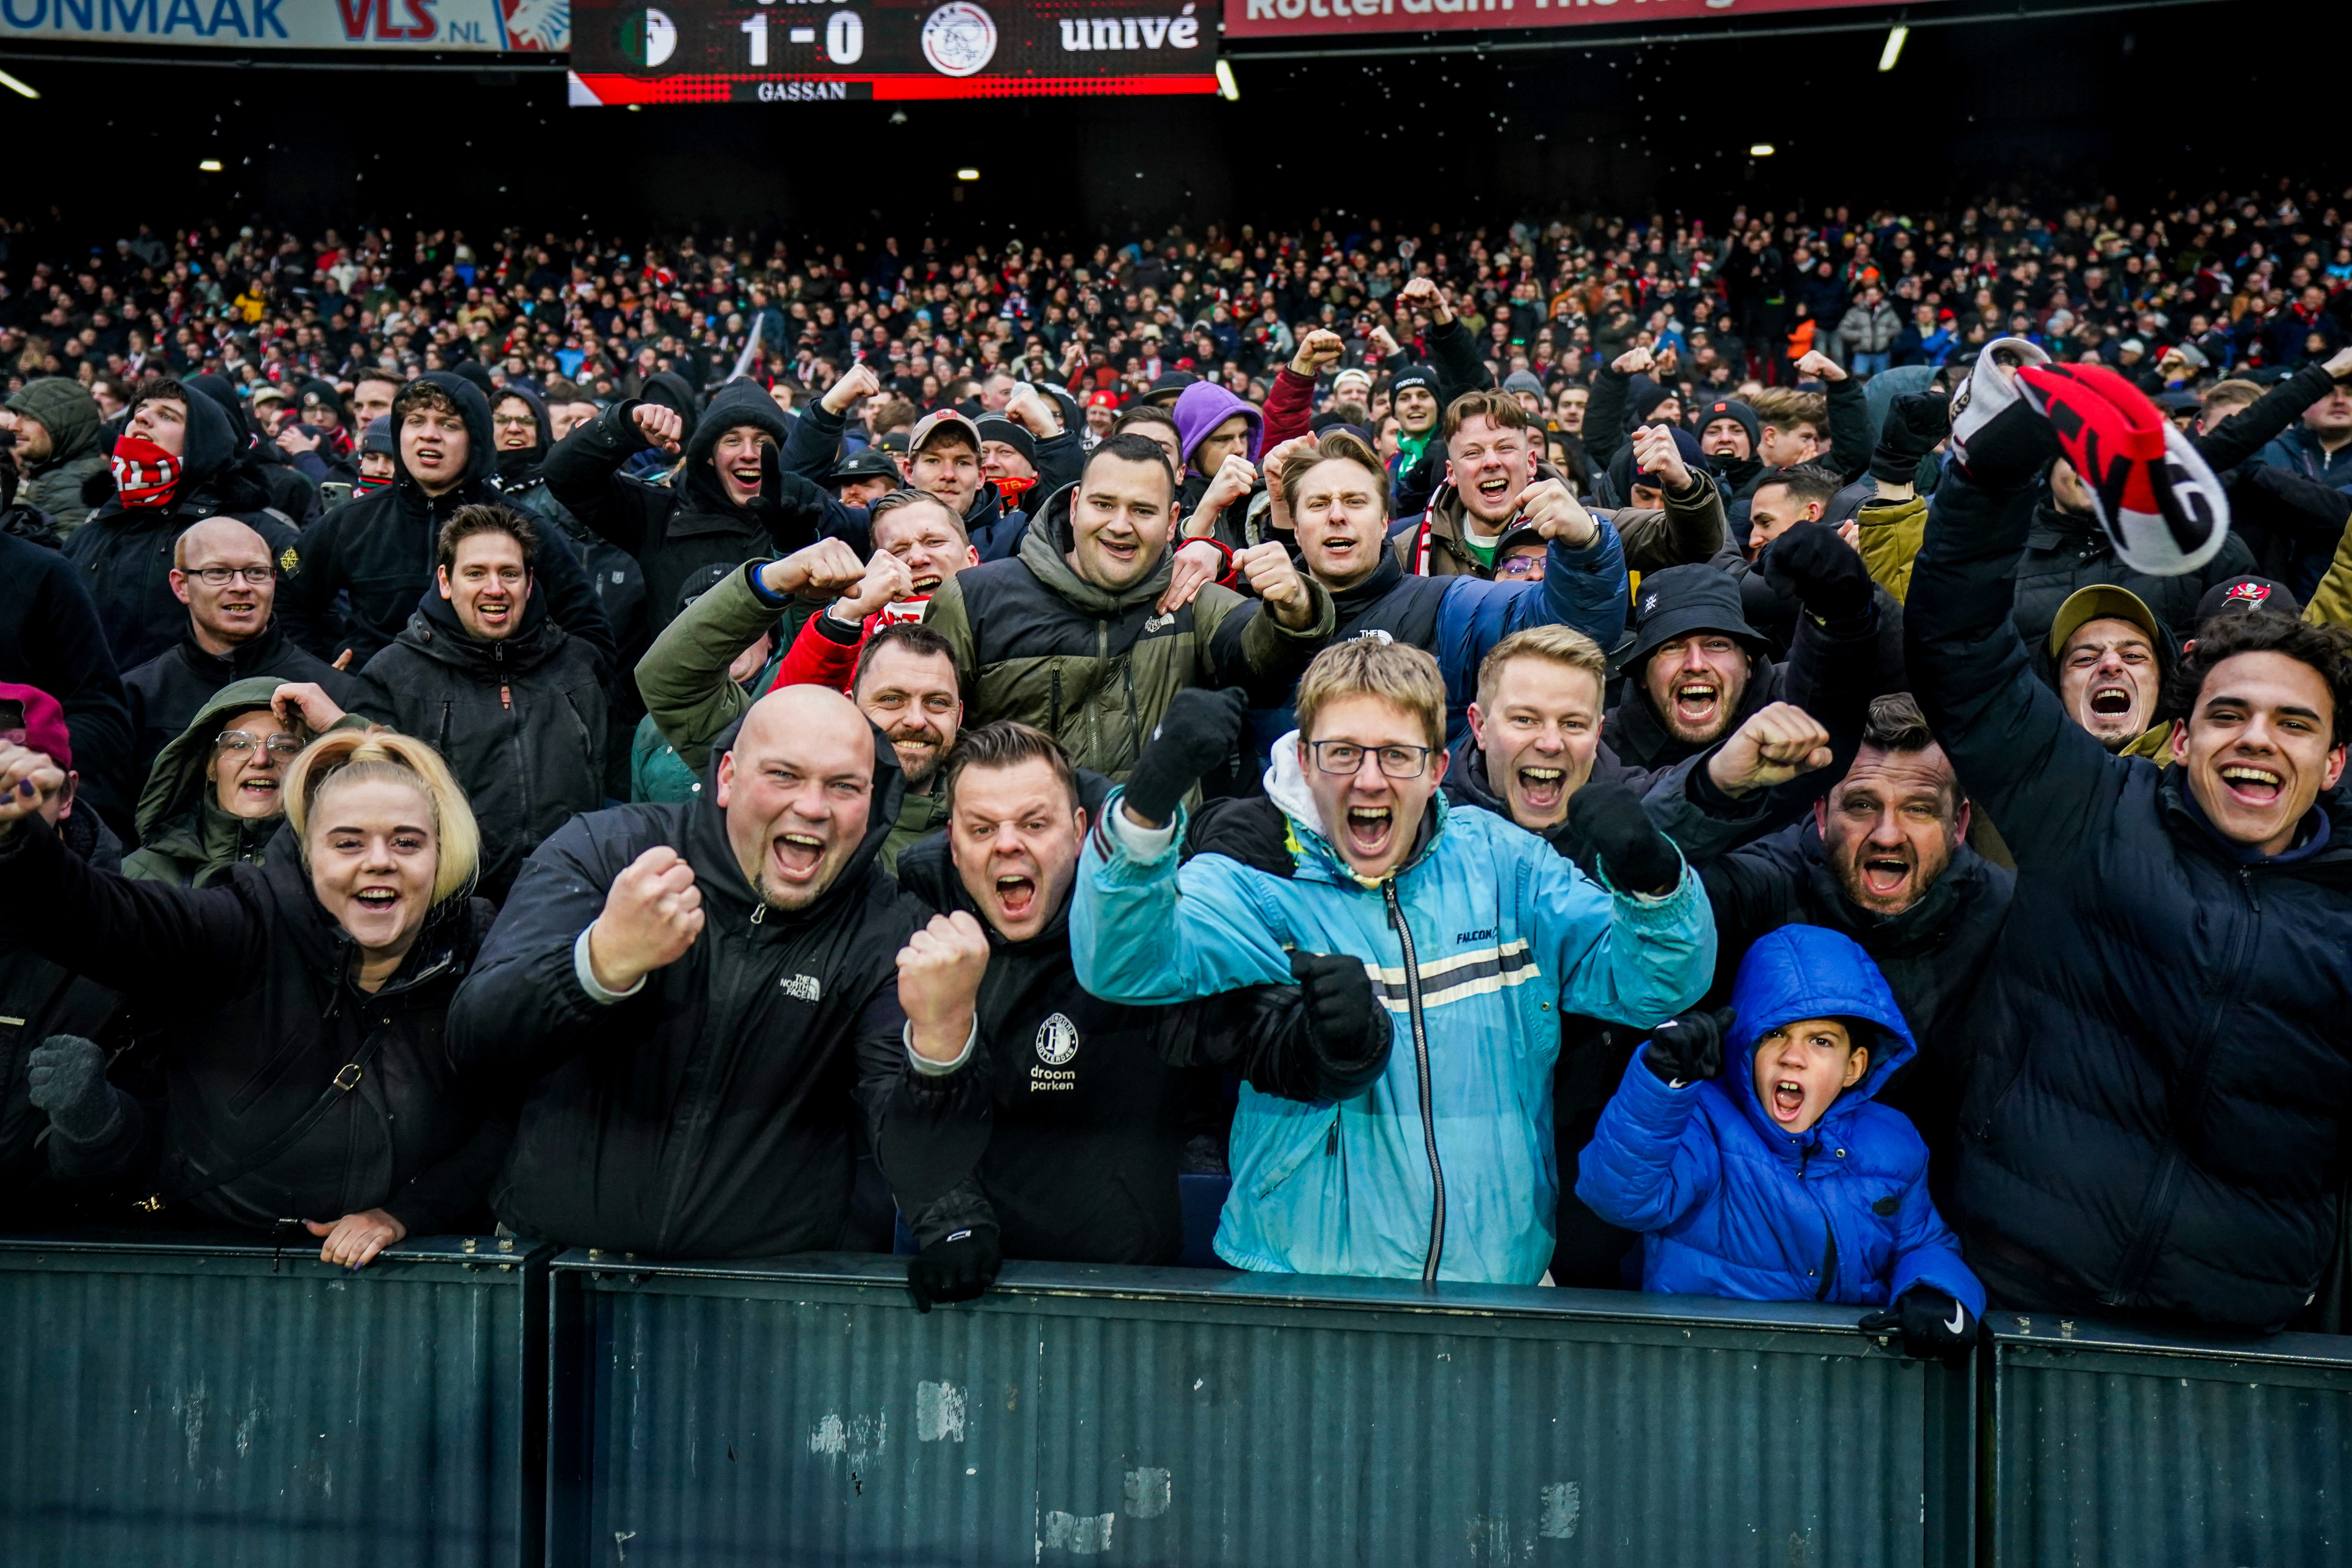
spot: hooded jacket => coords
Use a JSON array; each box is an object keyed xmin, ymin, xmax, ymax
[
  {"xmin": 285, "ymin": 372, "xmax": 617, "ymax": 671},
  {"xmin": 545, "ymin": 380, "xmax": 834, "ymax": 627},
  {"xmin": 1692, "ymin": 820, "xmax": 2015, "ymax": 1195},
  {"xmin": 1172, "ymin": 379, "xmax": 1265, "ymax": 470},
  {"xmin": 7, "ymin": 378, "xmax": 109, "ymax": 532},
  {"xmin": 924, "ymin": 482, "xmax": 1336, "ymax": 781},
  {"xmin": 1577, "ymin": 924, "xmax": 1983, "ymax": 1314},
  {"xmin": 186, "ymin": 373, "xmax": 320, "ymax": 529},
  {"xmin": 1074, "ymin": 738, "xmax": 1716, "ymax": 1284},
  {"xmin": 351, "ymin": 589, "xmax": 608, "ymax": 903},
  {"xmin": 447, "ymin": 725, "xmax": 988, "ymax": 1259},
  {"xmin": 1909, "ymin": 461, "xmax": 2352, "ymax": 1332},
  {"xmin": 887, "ymin": 786, "xmax": 1224, "ymax": 1265},
  {"xmin": 120, "ymin": 614, "xmax": 358, "ymax": 786},
  {"xmin": 121, "ymin": 676, "xmax": 295, "ymax": 888},
  {"xmin": 0, "ymin": 527, "xmax": 135, "ymax": 838},
  {"xmin": 62, "ymin": 387, "xmax": 307, "ymax": 674},
  {"xmin": 0, "ymin": 813, "xmax": 509, "ymax": 1237}
]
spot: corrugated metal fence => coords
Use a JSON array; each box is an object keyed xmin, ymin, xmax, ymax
[
  {"xmin": 0, "ymin": 1232, "xmax": 549, "ymax": 1568},
  {"xmin": 6, "ymin": 1235, "xmax": 2352, "ymax": 1566},
  {"xmin": 547, "ymin": 1252, "xmax": 1973, "ymax": 1567},
  {"xmin": 1984, "ymin": 1311, "xmax": 2352, "ymax": 1567}
]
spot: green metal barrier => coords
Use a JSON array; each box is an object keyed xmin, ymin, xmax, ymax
[
  {"xmin": 547, "ymin": 1250, "xmax": 1974, "ymax": 1567},
  {"xmin": 0, "ymin": 1231, "xmax": 549, "ymax": 1568},
  {"xmin": 1985, "ymin": 1310, "xmax": 2352, "ymax": 1567}
]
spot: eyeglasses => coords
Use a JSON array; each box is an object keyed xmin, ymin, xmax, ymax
[
  {"xmin": 216, "ymin": 731, "xmax": 303, "ymax": 756},
  {"xmin": 188, "ymin": 566, "xmax": 275, "ymax": 587},
  {"xmin": 1308, "ymin": 740, "xmax": 1434, "ymax": 780},
  {"xmin": 490, "ymin": 413, "xmax": 538, "ymax": 429},
  {"xmin": 1495, "ymin": 555, "xmax": 1547, "ymax": 581}
]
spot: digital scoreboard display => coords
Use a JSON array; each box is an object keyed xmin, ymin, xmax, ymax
[{"xmin": 570, "ymin": 0, "xmax": 1221, "ymax": 103}]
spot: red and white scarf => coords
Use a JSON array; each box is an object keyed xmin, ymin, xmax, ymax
[{"xmin": 111, "ymin": 434, "xmax": 181, "ymax": 509}]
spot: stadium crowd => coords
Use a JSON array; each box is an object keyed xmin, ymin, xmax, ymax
[{"xmin": 3, "ymin": 183, "xmax": 2352, "ymax": 1354}]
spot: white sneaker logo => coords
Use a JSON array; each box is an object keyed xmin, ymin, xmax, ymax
[{"xmin": 1943, "ymin": 1303, "xmax": 1967, "ymax": 1336}]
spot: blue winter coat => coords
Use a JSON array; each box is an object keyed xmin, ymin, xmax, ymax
[
  {"xmin": 1074, "ymin": 746, "xmax": 1715, "ymax": 1284},
  {"xmin": 1576, "ymin": 924, "xmax": 1983, "ymax": 1314}
]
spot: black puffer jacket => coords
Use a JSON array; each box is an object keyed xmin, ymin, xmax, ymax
[
  {"xmin": 284, "ymin": 372, "xmax": 617, "ymax": 669},
  {"xmin": 1910, "ymin": 461, "xmax": 2352, "ymax": 1332},
  {"xmin": 543, "ymin": 380, "xmax": 831, "ymax": 629},
  {"xmin": 352, "ymin": 590, "xmax": 608, "ymax": 905},
  {"xmin": 2008, "ymin": 494, "xmax": 2259, "ymax": 647},
  {"xmin": 886, "ymin": 780, "xmax": 1224, "ymax": 1265},
  {"xmin": 447, "ymin": 725, "xmax": 987, "ymax": 1259},
  {"xmin": 0, "ymin": 814, "xmax": 509, "ymax": 1237},
  {"xmin": 63, "ymin": 387, "xmax": 307, "ymax": 674}
]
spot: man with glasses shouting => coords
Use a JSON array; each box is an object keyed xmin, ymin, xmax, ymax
[
  {"xmin": 120, "ymin": 518, "xmax": 358, "ymax": 785},
  {"xmin": 1072, "ymin": 637, "xmax": 1714, "ymax": 1284}
]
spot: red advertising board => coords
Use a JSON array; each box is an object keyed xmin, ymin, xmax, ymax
[
  {"xmin": 571, "ymin": 0, "xmax": 1220, "ymax": 104},
  {"xmin": 1223, "ymin": 0, "xmax": 1930, "ymax": 41}
]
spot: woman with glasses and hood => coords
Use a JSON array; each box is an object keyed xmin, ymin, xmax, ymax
[
  {"xmin": 1577, "ymin": 924, "xmax": 1984, "ymax": 1361},
  {"xmin": 121, "ymin": 676, "xmax": 305, "ymax": 888},
  {"xmin": 0, "ymin": 724, "xmax": 513, "ymax": 1269},
  {"xmin": 285, "ymin": 371, "xmax": 616, "ymax": 672}
]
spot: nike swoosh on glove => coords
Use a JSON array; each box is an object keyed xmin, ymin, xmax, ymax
[
  {"xmin": 907, "ymin": 1228, "xmax": 1003, "ymax": 1314},
  {"xmin": 1859, "ymin": 1284, "xmax": 1977, "ymax": 1364}
]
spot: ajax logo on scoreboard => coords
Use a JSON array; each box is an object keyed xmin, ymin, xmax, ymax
[{"xmin": 920, "ymin": 1, "xmax": 996, "ymax": 75}]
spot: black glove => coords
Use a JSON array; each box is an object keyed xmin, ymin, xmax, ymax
[
  {"xmin": 1122, "ymin": 687, "xmax": 1247, "ymax": 826},
  {"xmin": 1566, "ymin": 782, "xmax": 1681, "ymax": 896},
  {"xmin": 907, "ymin": 1227, "xmax": 1003, "ymax": 1313},
  {"xmin": 1290, "ymin": 949, "xmax": 1392, "ymax": 1093},
  {"xmin": 1868, "ymin": 392, "xmax": 1951, "ymax": 484},
  {"xmin": 1642, "ymin": 1007, "xmax": 1733, "ymax": 1085},
  {"xmin": 1763, "ymin": 524, "xmax": 1874, "ymax": 623},
  {"xmin": 1859, "ymin": 1284, "xmax": 1977, "ymax": 1364},
  {"xmin": 26, "ymin": 1034, "xmax": 124, "ymax": 1145}
]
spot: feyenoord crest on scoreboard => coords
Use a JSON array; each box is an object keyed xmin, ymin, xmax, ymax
[{"xmin": 570, "ymin": 0, "xmax": 1221, "ymax": 104}]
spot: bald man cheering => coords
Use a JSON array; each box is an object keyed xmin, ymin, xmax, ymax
[
  {"xmin": 451, "ymin": 682, "xmax": 991, "ymax": 1259},
  {"xmin": 119, "ymin": 516, "xmax": 359, "ymax": 782}
]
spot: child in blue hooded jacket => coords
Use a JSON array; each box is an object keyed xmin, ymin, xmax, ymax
[{"xmin": 1577, "ymin": 923, "xmax": 1985, "ymax": 1360}]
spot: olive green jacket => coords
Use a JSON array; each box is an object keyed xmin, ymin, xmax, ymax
[{"xmin": 924, "ymin": 491, "xmax": 1335, "ymax": 780}]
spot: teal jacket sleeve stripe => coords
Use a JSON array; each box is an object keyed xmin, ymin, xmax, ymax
[{"xmin": 1073, "ymin": 792, "xmax": 1297, "ymax": 1005}]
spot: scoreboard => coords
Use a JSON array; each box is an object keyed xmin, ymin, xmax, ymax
[{"xmin": 570, "ymin": 0, "xmax": 1222, "ymax": 103}]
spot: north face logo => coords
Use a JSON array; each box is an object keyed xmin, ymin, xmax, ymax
[{"xmin": 780, "ymin": 974, "xmax": 823, "ymax": 1001}]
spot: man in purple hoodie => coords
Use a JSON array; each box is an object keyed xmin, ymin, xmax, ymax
[{"xmin": 1171, "ymin": 380, "xmax": 1266, "ymax": 551}]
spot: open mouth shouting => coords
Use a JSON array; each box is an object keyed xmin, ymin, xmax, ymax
[
  {"xmin": 1856, "ymin": 848, "xmax": 1913, "ymax": 901},
  {"xmin": 769, "ymin": 828, "xmax": 829, "ymax": 889},
  {"xmin": 991, "ymin": 869, "xmax": 1039, "ymax": 927},
  {"xmin": 1342, "ymin": 803, "xmax": 1395, "ymax": 861},
  {"xmin": 1672, "ymin": 678, "xmax": 1722, "ymax": 729},
  {"xmin": 2217, "ymin": 761, "xmax": 2284, "ymax": 807},
  {"xmin": 1515, "ymin": 764, "xmax": 1567, "ymax": 814},
  {"xmin": 726, "ymin": 457, "xmax": 764, "ymax": 495},
  {"xmin": 1768, "ymin": 1077, "xmax": 1809, "ymax": 1124},
  {"xmin": 1472, "ymin": 470, "xmax": 1514, "ymax": 510},
  {"xmin": 2088, "ymin": 682, "xmax": 2136, "ymax": 718},
  {"xmin": 238, "ymin": 774, "xmax": 281, "ymax": 805}
]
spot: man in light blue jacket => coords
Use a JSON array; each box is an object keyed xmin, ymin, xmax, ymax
[{"xmin": 1072, "ymin": 637, "xmax": 1716, "ymax": 1285}]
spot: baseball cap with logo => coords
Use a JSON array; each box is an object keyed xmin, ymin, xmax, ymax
[
  {"xmin": 907, "ymin": 409, "xmax": 983, "ymax": 459},
  {"xmin": 2193, "ymin": 575, "xmax": 2301, "ymax": 626}
]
